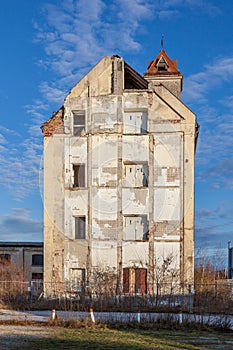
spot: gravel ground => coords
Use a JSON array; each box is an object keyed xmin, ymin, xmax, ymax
[
  {"xmin": 0, "ymin": 309, "xmax": 48, "ymax": 322},
  {"xmin": 0, "ymin": 325, "xmax": 51, "ymax": 349}
]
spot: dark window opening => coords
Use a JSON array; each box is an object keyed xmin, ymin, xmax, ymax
[
  {"xmin": 73, "ymin": 164, "xmax": 85, "ymax": 187},
  {"xmin": 32, "ymin": 254, "xmax": 43, "ymax": 266},
  {"xmin": 124, "ymin": 63, "xmax": 148, "ymax": 90},
  {"xmin": 158, "ymin": 64, "xmax": 167, "ymax": 71},
  {"xmin": 156, "ymin": 56, "xmax": 168, "ymax": 71},
  {"xmin": 75, "ymin": 216, "xmax": 86, "ymax": 239},
  {"xmin": 32, "ymin": 273, "xmax": 43, "ymax": 280}
]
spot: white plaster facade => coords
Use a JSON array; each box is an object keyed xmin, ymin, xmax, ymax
[{"xmin": 42, "ymin": 50, "xmax": 198, "ymax": 295}]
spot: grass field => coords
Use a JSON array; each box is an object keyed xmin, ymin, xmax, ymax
[{"xmin": 8, "ymin": 326, "xmax": 233, "ymax": 349}]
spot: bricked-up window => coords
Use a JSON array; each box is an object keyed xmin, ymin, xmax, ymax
[
  {"xmin": 32, "ymin": 254, "xmax": 43, "ymax": 266},
  {"xmin": 124, "ymin": 163, "xmax": 148, "ymax": 187},
  {"xmin": 73, "ymin": 111, "xmax": 85, "ymax": 136},
  {"xmin": 75, "ymin": 216, "xmax": 86, "ymax": 239},
  {"xmin": 123, "ymin": 215, "xmax": 149, "ymax": 241},
  {"xmin": 73, "ymin": 164, "xmax": 85, "ymax": 187}
]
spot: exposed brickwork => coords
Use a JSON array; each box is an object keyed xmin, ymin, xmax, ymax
[
  {"xmin": 41, "ymin": 107, "xmax": 64, "ymax": 137},
  {"xmin": 167, "ymin": 167, "xmax": 180, "ymax": 182}
]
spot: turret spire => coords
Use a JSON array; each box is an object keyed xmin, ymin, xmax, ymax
[{"xmin": 161, "ymin": 34, "xmax": 164, "ymax": 51}]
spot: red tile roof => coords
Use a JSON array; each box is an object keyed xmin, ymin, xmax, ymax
[{"xmin": 144, "ymin": 49, "xmax": 181, "ymax": 76}]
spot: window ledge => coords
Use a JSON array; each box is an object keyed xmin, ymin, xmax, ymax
[{"xmin": 71, "ymin": 186, "xmax": 87, "ymax": 190}]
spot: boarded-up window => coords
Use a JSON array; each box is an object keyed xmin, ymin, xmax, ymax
[
  {"xmin": 32, "ymin": 254, "xmax": 43, "ymax": 266},
  {"xmin": 73, "ymin": 112, "xmax": 85, "ymax": 136},
  {"xmin": 124, "ymin": 163, "xmax": 148, "ymax": 187},
  {"xmin": 123, "ymin": 215, "xmax": 149, "ymax": 241},
  {"xmin": 123, "ymin": 268, "xmax": 130, "ymax": 293},
  {"xmin": 135, "ymin": 268, "xmax": 147, "ymax": 294},
  {"xmin": 73, "ymin": 164, "xmax": 85, "ymax": 187},
  {"xmin": 75, "ymin": 216, "xmax": 86, "ymax": 239},
  {"xmin": 123, "ymin": 111, "xmax": 147, "ymax": 134},
  {"xmin": 123, "ymin": 267, "xmax": 147, "ymax": 294}
]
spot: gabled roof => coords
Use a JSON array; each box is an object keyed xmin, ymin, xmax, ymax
[{"xmin": 144, "ymin": 49, "xmax": 181, "ymax": 76}]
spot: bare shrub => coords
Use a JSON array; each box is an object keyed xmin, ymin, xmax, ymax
[
  {"xmin": 194, "ymin": 246, "xmax": 233, "ymax": 313},
  {"xmin": 0, "ymin": 259, "xmax": 28, "ymax": 309}
]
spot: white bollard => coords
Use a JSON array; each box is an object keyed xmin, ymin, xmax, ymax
[
  {"xmin": 90, "ymin": 308, "xmax": 95, "ymax": 323},
  {"xmin": 51, "ymin": 309, "xmax": 56, "ymax": 320},
  {"xmin": 178, "ymin": 310, "xmax": 183, "ymax": 324},
  {"xmin": 137, "ymin": 310, "xmax": 141, "ymax": 323}
]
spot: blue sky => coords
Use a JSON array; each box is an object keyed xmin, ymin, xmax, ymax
[{"xmin": 0, "ymin": 0, "xmax": 232, "ymax": 263}]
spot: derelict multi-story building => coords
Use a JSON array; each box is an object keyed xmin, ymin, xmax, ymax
[{"xmin": 42, "ymin": 49, "xmax": 199, "ymax": 295}]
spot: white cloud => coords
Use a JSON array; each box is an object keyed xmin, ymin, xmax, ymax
[
  {"xmin": 34, "ymin": 0, "xmax": 222, "ymax": 106},
  {"xmin": 0, "ymin": 208, "xmax": 43, "ymax": 241},
  {"xmin": 195, "ymin": 203, "xmax": 233, "ymax": 255},
  {"xmin": 163, "ymin": 0, "xmax": 221, "ymax": 16},
  {"xmin": 182, "ymin": 54, "xmax": 233, "ymax": 190},
  {"xmin": 0, "ymin": 134, "xmax": 7, "ymax": 145},
  {"xmin": 0, "ymin": 126, "xmax": 19, "ymax": 136},
  {"xmin": 0, "ymin": 100, "xmax": 48, "ymax": 200},
  {"xmin": 117, "ymin": 0, "xmax": 154, "ymax": 22},
  {"xmin": 34, "ymin": 0, "xmax": 157, "ymax": 103},
  {"xmin": 39, "ymin": 82, "xmax": 66, "ymax": 105},
  {"xmin": 158, "ymin": 10, "xmax": 180, "ymax": 20},
  {"xmin": 183, "ymin": 56, "xmax": 233, "ymax": 104},
  {"xmin": 220, "ymin": 95, "xmax": 233, "ymax": 109}
]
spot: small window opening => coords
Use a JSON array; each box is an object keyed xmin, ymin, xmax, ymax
[
  {"xmin": 156, "ymin": 56, "xmax": 168, "ymax": 71},
  {"xmin": 32, "ymin": 273, "xmax": 43, "ymax": 280},
  {"xmin": 32, "ymin": 254, "xmax": 43, "ymax": 266},
  {"xmin": 75, "ymin": 216, "xmax": 86, "ymax": 239},
  {"xmin": 73, "ymin": 164, "xmax": 85, "ymax": 188},
  {"xmin": 73, "ymin": 112, "xmax": 85, "ymax": 136}
]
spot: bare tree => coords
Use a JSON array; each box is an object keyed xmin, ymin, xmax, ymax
[{"xmin": 91, "ymin": 266, "xmax": 117, "ymax": 297}]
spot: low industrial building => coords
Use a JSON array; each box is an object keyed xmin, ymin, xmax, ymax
[{"xmin": 0, "ymin": 242, "xmax": 43, "ymax": 284}]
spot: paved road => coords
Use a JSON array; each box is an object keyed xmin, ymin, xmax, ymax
[{"xmin": 0, "ymin": 309, "xmax": 232, "ymax": 329}]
